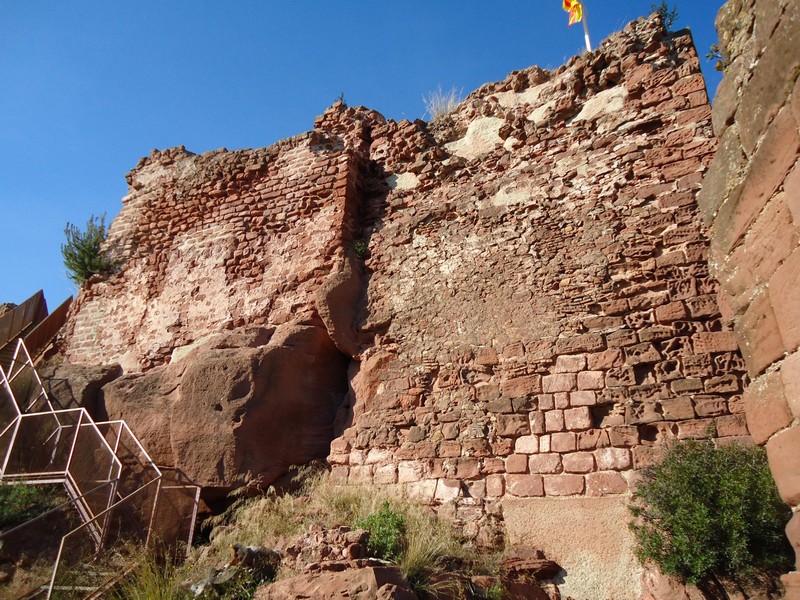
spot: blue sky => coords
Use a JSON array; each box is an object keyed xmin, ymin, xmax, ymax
[{"xmin": 0, "ymin": 1, "xmax": 725, "ymax": 307}]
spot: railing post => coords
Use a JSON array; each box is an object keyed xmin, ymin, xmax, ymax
[
  {"xmin": 64, "ymin": 410, "xmax": 82, "ymax": 480},
  {"xmin": 145, "ymin": 477, "xmax": 163, "ymax": 551},
  {"xmin": 0, "ymin": 417, "xmax": 21, "ymax": 478}
]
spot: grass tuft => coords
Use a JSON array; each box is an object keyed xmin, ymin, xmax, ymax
[{"xmin": 423, "ymin": 85, "xmax": 463, "ymax": 121}]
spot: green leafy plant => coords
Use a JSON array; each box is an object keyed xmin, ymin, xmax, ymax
[
  {"xmin": 354, "ymin": 240, "xmax": 368, "ymax": 260},
  {"xmin": 651, "ymin": 1, "xmax": 678, "ymax": 30},
  {"xmin": 0, "ymin": 483, "xmax": 61, "ymax": 528},
  {"xmin": 357, "ymin": 501, "xmax": 407, "ymax": 563},
  {"xmin": 61, "ymin": 213, "xmax": 118, "ymax": 285},
  {"xmin": 629, "ymin": 440, "xmax": 792, "ymax": 592},
  {"xmin": 706, "ymin": 44, "xmax": 727, "ymax": 72}
]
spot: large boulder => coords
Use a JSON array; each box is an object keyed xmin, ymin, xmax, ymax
[{"xmin": 100, "ymin": 322, "xmax": 348, "ymax": 494}]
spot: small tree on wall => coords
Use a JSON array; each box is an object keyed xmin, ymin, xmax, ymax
[{"xmin": 61, "ymin": 213, "xmax": 118, "ymax": 285}]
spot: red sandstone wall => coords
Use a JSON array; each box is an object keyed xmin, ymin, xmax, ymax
[
  {"xmin": 697, "ymin": 0, "xmax": 800, "ymax": 594},
  {"xmin": 62, "ymin": 134, "xmax": 365, "ymax": 371},
  {"xmin": 326, "ymin": 17, "xmax": 751, "ymax": 542},
  {"xmin": 59, "ymin": 15, "xmax": 755, "ymax": 554}
]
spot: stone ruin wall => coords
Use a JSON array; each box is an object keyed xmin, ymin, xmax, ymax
[
  {"xmin": 329, "ymin": 17, "xmax": 750, "ymax": 521},
  {"xmin": 58, "ymin": 15, "xmax": 759, "ymax": 597},
  {"xmin": 62, "ymin": 130, "xmax": 367, "ymax": 372},
  {"xmin": 697, "ymin": 0, "xmax": 800, "ymax": 594}
]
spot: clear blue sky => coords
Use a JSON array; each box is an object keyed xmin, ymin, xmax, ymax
[{"xmin": 0, "ymin": 1, "xmax": 725, "ymax": 307}]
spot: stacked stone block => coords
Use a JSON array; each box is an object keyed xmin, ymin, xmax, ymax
[{"xmin": 324, "ymin": 16, "xmax": 751, "ymax": 544}]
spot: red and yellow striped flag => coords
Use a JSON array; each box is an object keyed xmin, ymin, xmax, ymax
[{"xmin": 563, "ymin": 0, "xmax": 584, "ymax": 26}]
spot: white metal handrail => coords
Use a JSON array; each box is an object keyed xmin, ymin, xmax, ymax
[{"xmin": 0, "ymin": 339, "xmax": 200, "ymax": 599}]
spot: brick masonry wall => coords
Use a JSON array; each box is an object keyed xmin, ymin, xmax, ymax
[
  {"xmin": 697, "ymin": 0, "xmax": 800, "ymax": 593},
  {"xmin": 61, "ymin": 132, "xmax": 366, "ymax": 371},
  {"xmin": 326, "ymin": 16, "xmax": 751, "ymax": 542}
]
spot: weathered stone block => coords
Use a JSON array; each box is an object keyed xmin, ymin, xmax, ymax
[
  {"xmin": 691, "ymin": 331, "xmax": 740, "ymax": 354},
  {"xmin": 766, "ymin": 425, "xmax": 800, "ymax": 506},
  {"xmin": 544, "ymin": 410, "xmax": 565, "ymax": 432},
  {"xmin": 506, "ymin": 474, "xmax": 545, "ymax": 497},
  {"xmin": 741, "ymin": 194, "xmax": 799, "ymax": 283},
  {"xmin": 770, "ymin": 246, "xmax": 800, "ymax": 354},
  {"xmin": 737, "ymin": 288, "xmax": 785, "ymax": 376},
  {"xmin": 514, "ymin": 435, "xmax": 539, "ymax": 454},
  {"xmin": 605, "ymin": 426, "xmax": 637, "ymax": 448},
  {"xmin": 486, "ymin": 474, "xmax": 505, "ymax": 497},
  {"xmin": 576, "ymin": 370, "xmax": 604, "ymax": 390},
  {"xmin": 564, "ymin": 406, "xmax": 592, "ymax": 430},
  {"xmin": 716, "ymin": 414, "xmax": 750, "ymax": 438},
  {"xmin": 744, "ymin": 372, "xmax": 793, "ymax": 444},
  {"xmin": 555, "ymin": 333, "xmax": 606, "ymax": 354},
  {"xmin": 586, "ymin": 472, "xmax": 628, "ymax": 496},
  {"xmin": 551, "ymin": 432, "xmax": 578, "ymax": 453},
  {"xmin": 738, "ymin": 1, "xmax": 800, "ymax": 154},
  {"xmin": 632, "ymin": 445, "xmax": 666, "ymax": 469},
  {"xmin": 594, "ymin": 447, "xmax": 631, "ymax": 471},
  {"xmin": 543, "ymin": 474, "xmax": 585, "ymax": 496},
  {"xmin": 660, "ymin": 396, "xmax": 695, "ymax": 421},
  {"xmin": 694, "ymin": 397, "xmax": 729, "ymax": 418},
  {"xmin": 555, "ymin": 354, "xmax": 587, "ymax": 373},
  {"xmin": 715, "ymin": 107, "xmax": 800, "ymax": 252},
  {"xmin": 501, "ymin": 375, "xmax": 542, "ymax": 398},
  {"xmin": 781, "ymin": 351, "xmax": 800, "ymax": 419},
  {"xmin": 578, "ymin": 429, "xmax": 610, "ymax": 450},
  {"xmin": 528, "ymin": 454, "xmax": 563, "ymax": 474},
  {"xmin": 542, "ymin": 373, "xmax": 577, "ymax": 393},
  {"xmin": 570, "ymin": 390, "xmax": 598, "ymax": 406},
  {"xmin": 503, "ymin": 453, "xmax": 529, "ymax": 477},
  {"xmin": 563, "ymin": 452, "xmax": 595, "ymax": 473},
  {"xmin": 497, "ymin": 414, "xmax": 531, "ymax": 437}
]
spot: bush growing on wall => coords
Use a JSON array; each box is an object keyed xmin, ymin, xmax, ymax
[
  {"xmin": 629, "ymin": 440, "xmax": 793, "ymax": 590},
  {"xmin": 61, "ymin": 213, "xmax": 117, "ymax": 285}
]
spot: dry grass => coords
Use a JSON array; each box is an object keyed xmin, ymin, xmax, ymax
[
  {"xmin": 423, "ymin": 85, "xmax": 463, "ymax": 121},
  {"xmin": 198, "ymin": 469, "xmax": 471, "ymax": 595},
  {"xmin": 117, "ymin": 469, "xmax": 493, "ymax": 599}
]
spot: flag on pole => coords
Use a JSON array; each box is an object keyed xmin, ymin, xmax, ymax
[{"xmin": 563, "ymin": 0, "xmax": 583, "ymax": 26}]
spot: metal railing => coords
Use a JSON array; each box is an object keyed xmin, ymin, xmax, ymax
[
  {"xmin": 0, "ymin": 340, "xmax": 200, "ymax": 598},
  {"xmin": 0, "ymin": 291, "xmax": 48, "ymax": 352}
]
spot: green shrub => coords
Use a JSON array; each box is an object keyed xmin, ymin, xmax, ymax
[
  {"xmin": 629, "ymin": 440, "xmax": 792, "ymax": 587},
  {"xmin": 0, "ymin": 483, "xmax": 61, "ymax": 528},
  {"xmin": 356, "ymin": 501, "xmax": 407, "ymax": 563},
  {"xmin": 651, "ymin": 1, "xmax": 678, "ymax": 30},
  {"xmin": 354, "ymin": 240, "xmax": 368, "ymax": 260},
  {"xmin": 61, "ymin": 213, "xmax": 118, "ymax": 285}
]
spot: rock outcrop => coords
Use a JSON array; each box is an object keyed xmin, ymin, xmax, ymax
[{"xmin": 98, "ymin": 325, "xmax": 347, "ymax": 493}]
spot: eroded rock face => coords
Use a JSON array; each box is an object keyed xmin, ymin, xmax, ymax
[
  {"xmin": 101, "ymin": 324, "xmax": 348, "ymax": 492},
  {"xmin": 39, "ymin": 362, "xmax": 122, "ymax": 414}
]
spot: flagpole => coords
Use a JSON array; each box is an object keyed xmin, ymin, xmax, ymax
[{"xmin": 582, "ymin": 2, "xmax": 592, "ymax": 52}]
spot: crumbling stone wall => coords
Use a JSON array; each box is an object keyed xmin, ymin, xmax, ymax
[
  {"xmin": 329, "ymin": 16, "xmax": 749, "ymax": 539},
  {"xmin": 697, "ymin": 0, "xmax": 800, "ymax": 595},
  {"xmin": 62, "ymin": 132, "xmax": 369, "ymax": 372},
  {"xmin": 59, "ymin": 15, "xmax": 755, "ymax": 595}
]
